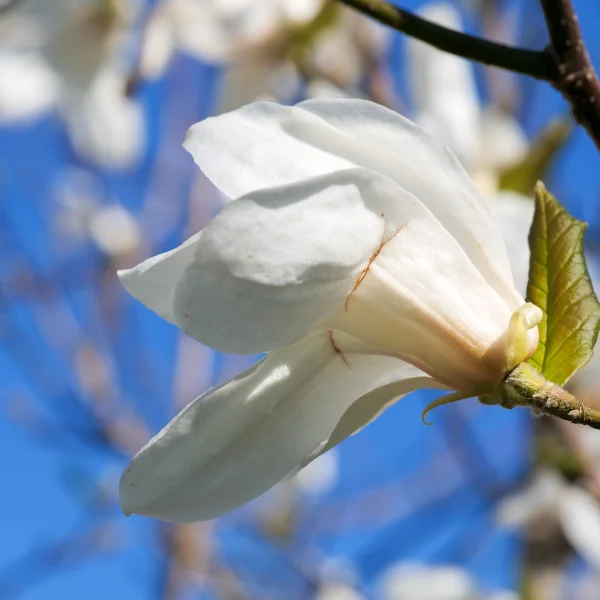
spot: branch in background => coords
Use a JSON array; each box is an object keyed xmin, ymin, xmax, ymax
[
  {"xmin": 337, "ymin": 0, "xmax": 600, "ymax": 153},
  {"xmin": 337, "ymin": 0, "xmax": 552, "ymax": 79},
  {"xmin": 539, "ymin": 0, "xmax": 600, "ymax": 149}
]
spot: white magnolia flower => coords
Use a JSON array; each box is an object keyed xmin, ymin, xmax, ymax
[{"xmin": 118, "ymin": 98, "xmax": 540, "ymax": 523}]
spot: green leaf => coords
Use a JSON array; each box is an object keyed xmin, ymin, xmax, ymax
[{"xmin": 526, "ymin": 181, "xmax": 600, "ymax": 385}]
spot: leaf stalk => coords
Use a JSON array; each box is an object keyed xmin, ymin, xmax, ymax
[{"xmin": 503, "ymin": 362, "xmax": 600, "ymax": 430}]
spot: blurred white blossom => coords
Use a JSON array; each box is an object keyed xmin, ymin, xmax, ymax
[
  {"xmin": 294, "ymin": 447, "xmax": 340, "ymax": 496},
  {"xmin": 89, "ymin": 204, "xmax": 142, "ymax": 258},
  {"xmin": 407, "ymin": 2, "xmax": 528, "ymax": 196},
  {"xmin": 316, "ymin": 581, "xmax": 366, "ymax": 600},
  {"xmin": 496, "ymin": 469, "xmax": 564, "ymax": 528},
  {"xmin": 55, "ymin": 167, "xmax": 142, "ymax": 258},
  {"xmin": 380, "ymin": 563, "xmax": 518, "ymax": 600},
  {"xmin": 558, "ymin": 485, "xmax": 600, "ymax": 571},
  {"xmin": 497, "ymin": 468, "xmax": 600, "ymax": 573},
  {"xmin": 379, "ymin": 563, "xmax": 479, "ymax": 600},
  {"xmin": 139, "ymin": 0, "xmax": 390, "ymax": 110},
  {"xmin": 0, "ymin": 0, "xmax": 145, "ymax": 169}
]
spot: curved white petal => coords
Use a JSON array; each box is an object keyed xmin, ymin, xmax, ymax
[
  {"xmin": 322, "ymin": 172, "xmax": 525, "ymax": 389},
  {"xmin": 120, "ymin": 330, "xmax": 433, "ymax": 523},
  {"xmin": 118, "ymin": 232, "xmax": 202, "ymax": 324},
  {"xmin": 172, "ymin": 169, "xmax": 384, "ymax": 354},
  {"xmin": 407, "ymin": 2, "xmax": 481, "ymax": 168},
  {"xmin": 184, "ymin": 98, "xmax": 518, "ymax": 308}
]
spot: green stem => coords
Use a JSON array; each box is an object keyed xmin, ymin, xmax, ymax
[
  {"xmin": 336, "ymin": 0, "xmax": 552, "ymax": 80},
  {"xmin": 503, "ymin": 363, "xmax": 600, "ymax": 430}
]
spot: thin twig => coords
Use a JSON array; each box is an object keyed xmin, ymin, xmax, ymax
[
  {"xmin": 504, "ymin": 363, "xmax": 600, "ymax": 431},
  {"xmin": 337, "ymin": 0, "xmax": 552, "ymax": 79},
  {"xmin": 337, "ymin": 0, "xmax": 600, "ymax": 152},
  {"xmin": 539, "ymin": 0, "xmax": 600, "ymax": 149}
]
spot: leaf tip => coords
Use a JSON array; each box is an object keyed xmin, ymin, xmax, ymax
[{"xmin": 534, "ymin": 180, "xmax": 547, "ymax": 197}]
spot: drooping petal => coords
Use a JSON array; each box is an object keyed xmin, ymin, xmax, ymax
[
  {"xmin": 172, "ymin": 169, "xmax": 385, "ymax": 354},
  {"xmin": 119, "ymin": 330, "xmax": 434, "ymax": 523},
  {"xmin": 183, "ymin": 98, "xmax": 519, "ymax": 308},
  {"xmin": 118, "ymin": 232, "xmax": 202, "ymax": 324}
]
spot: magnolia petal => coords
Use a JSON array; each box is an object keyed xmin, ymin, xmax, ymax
[
  {"xmin": 322, "ymin": 374, "xmax": 447, "ymax": 455},
  {"xmin": 298, "ymin": 99, "xmax": 518, "ymax": 309},
  {"xmin": 118, "ymin": 232, "xmax": 202, "ymax": 324},
  {"xmin": 119, "ymin": 330, "xmax": 432, "ymax": 523},
  {"xmin": 322, "ymin": 171, "xmax": 519, "ymax": 389},
  {"xmin": 184, "ymin": 98, "xmax": 518, "ymax": 308},
  {"xmin": 172, "ymin": 169, "xmax": 384, "ymax": 354}
]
